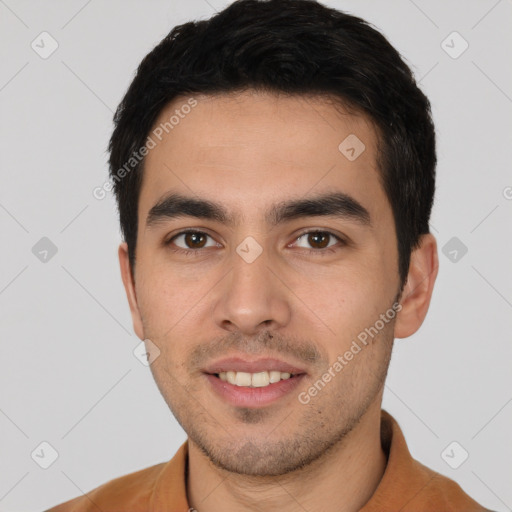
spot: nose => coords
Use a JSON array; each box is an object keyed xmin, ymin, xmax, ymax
[{"xmin": 211, "ymin": 247, "xmax": 292, "ymax": 336}]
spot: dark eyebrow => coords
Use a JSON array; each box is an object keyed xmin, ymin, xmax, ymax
[
  {"xmin": 145, "ymin": 192, "xmax": 371, "ymax": 229},
  {"xmin": 268, "ymin": 192, "xmax": 371, "ymax": 227},
  {"xmin": 146, "ymin": 193, "xmax": 233, "ymax": 229}
]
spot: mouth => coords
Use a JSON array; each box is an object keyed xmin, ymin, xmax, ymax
[{"xmin": 202, "ymin": 356, "xmax": 307, "ymax": 408}]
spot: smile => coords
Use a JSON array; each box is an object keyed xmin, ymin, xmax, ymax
[{"xmin": 205, "ymin": 372, "xmax": 306, "ymax": 408}]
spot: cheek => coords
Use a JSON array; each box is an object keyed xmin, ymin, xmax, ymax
[
  {"xmin": 137, "ymin": 264, "xmax": 196, "ymax": 323},
  {"xmin": 300, "ymin": 270, "xmax": 394, "ymax": 356},
  {"xmin": 135, "ymin": 267, "xmax": 210, "ymax": 368},
  {"xmin": 304, "ymin": 266, "xmax": 378, "ymax": 316}
]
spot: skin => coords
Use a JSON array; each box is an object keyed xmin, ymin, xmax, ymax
[{"xmin": 119, "ymin": 90, "xmax": 439, "ymax": 512}]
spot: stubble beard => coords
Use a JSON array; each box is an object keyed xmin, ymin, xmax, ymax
[{"xmin": 179, "ymin": 333, "xmax": 394, "ymax": 477}]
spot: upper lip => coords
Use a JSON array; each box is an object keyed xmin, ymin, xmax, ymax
[{"xmin": 203, "ymin": 356, "xmax": 307, "ymax": 375}]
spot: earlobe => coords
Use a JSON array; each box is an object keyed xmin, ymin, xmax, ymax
[
  {"xmin": 394, "ymin": 233, "xmax": 439, "ymax": 339},
  {"xmin": 118, "ymin": 242, "xmax": 145, "ymax": 340}
]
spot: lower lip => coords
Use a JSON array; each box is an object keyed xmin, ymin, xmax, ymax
[{"xmin": 204, "ymin": 373, "xmax": 306, "ymax": 408}]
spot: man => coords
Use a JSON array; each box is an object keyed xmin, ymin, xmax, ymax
[{"xmin": 47, "ymin": 0, "xmax": 493, "ymax": 510}]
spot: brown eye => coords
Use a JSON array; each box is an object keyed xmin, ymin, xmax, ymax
[
  {"xmin": 184, "ymin": 232, "xmax": 207, "ymax": 248},
  {"xmin": 307, "ymin": 232, "xmax": 330, "ymax": 249},
  {"xmin": 293, "ymin": 231, "xmax": 342, "ymax": 251},
  {"xmin": 168, "ymin": 231, "xmax": 218, "ymax": 251}
]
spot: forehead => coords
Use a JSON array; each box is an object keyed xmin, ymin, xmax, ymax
[{"xmin": 139, "ymin": 90, "xmax": 390, "ymax": 227}]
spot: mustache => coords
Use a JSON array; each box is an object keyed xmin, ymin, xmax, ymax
[{"xmin": 188, "ymin": 330, "xmax": 325, "ymax": 371}]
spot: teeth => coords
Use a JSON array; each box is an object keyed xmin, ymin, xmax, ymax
[
  {"xmin": 219, "ymin": 370, "xmax": 295, "ymax": 387},
  {"xmin": 234, "ymin": 371, "xmax": 252, "ymax": 386},
  {"xmin": 269, "ymin": 370, "xmax": 281, "ymax": 383},
  {"xmin": 251, "ymin": 371, "xmax": 269, "ymax": 387}
]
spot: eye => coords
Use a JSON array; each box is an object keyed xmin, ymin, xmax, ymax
[
  {"xmin": 166, "ymin": 230, "xmax": 220, "ymax": 253},
  {"xmin": 290, "ymin": 230, "xmax": 345, "ymax": 253}
]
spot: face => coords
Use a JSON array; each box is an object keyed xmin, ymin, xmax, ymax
[{"xmin": 121, "ymin": 91, "xmax": 407, "ymax": 476}]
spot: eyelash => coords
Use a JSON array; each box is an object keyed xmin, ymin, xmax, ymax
[{"xmin": 165, "ymin": 229, "xmax": 346, "ymax": 257}]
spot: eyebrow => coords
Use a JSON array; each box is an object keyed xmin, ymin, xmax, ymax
[{"xmin": 145, "ymin": 191, "xmax": 372, "ymax": 230}]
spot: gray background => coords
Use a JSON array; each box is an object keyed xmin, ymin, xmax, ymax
[{"xmin": 0, "ymin": 0, "xmax": 511, "ymax": 510}]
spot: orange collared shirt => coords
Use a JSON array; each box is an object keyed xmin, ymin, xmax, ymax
[{"xmin": 46, "ymin": 410, "xmax": 493, "ymax": 511}]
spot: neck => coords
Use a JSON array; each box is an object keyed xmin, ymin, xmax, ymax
[{"xmin": 186, "ymin": 403, "xmax": 387, "ymax": 512}]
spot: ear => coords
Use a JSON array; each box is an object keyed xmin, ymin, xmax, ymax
[
  {"xmin": 118, "ymin": 242, "xmax": 145, "ymax": 340},
  {"xmin": 394, "ymin": 233, "xmax": 439, "ymax": 339}
]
